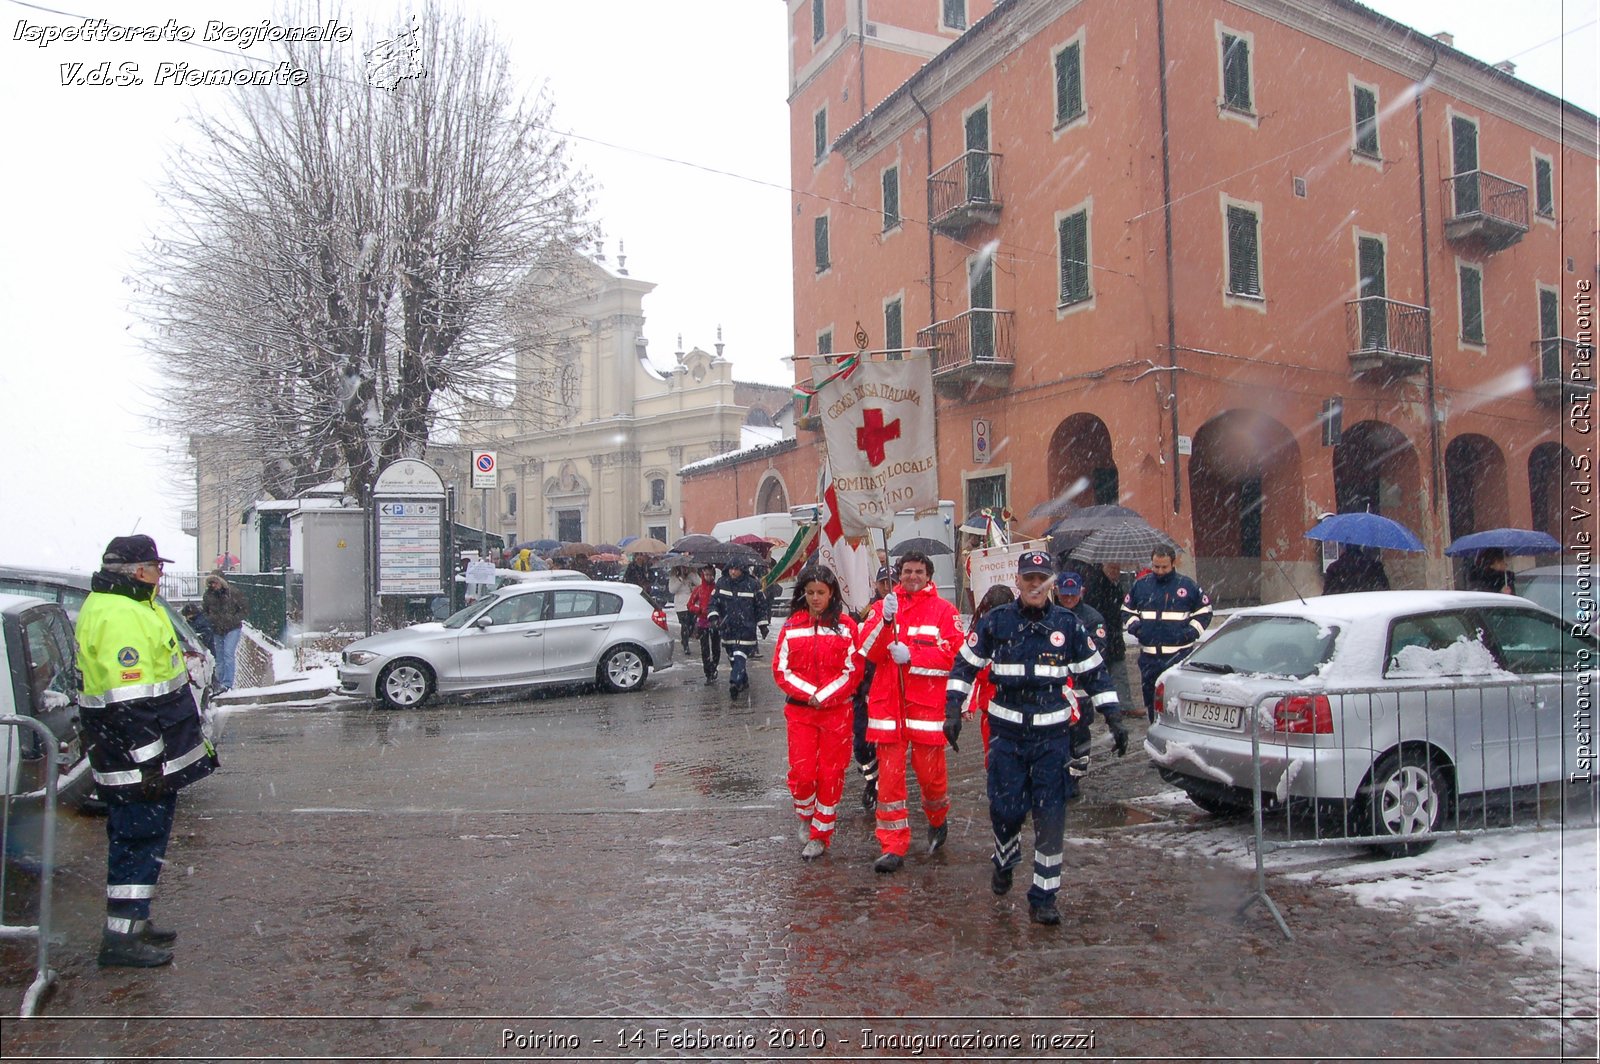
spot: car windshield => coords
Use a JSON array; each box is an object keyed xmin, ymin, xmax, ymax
[
  {"xmin": 1183, "ymin": 614, "xmax": 1338, "ymax": 679},
  {"xmin": 1519, "ymin": 573, "xmax": 1583, "ymax": 628},
  {"xmin": 442, "ymin": 593, "xmax": 499, "ymax": 629}
]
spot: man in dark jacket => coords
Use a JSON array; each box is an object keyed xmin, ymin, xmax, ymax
[
  {"xmin": 707, "ymin": 560, "xmax": 769, "ymax": 696},
  {"xmin": 201, "ymin": 570, "xmax": 249, "ymax": 692},
  {"xmin": 1121, "ymin": 545, "xmax": 1212, "ymax": 723},
  {"xmin": 1056, "ymin": 571, "xmax": 1128, "ymax": 765},
  {"xmin": 1321, "ymin": 545, "xmax": 1390, "ymax": 594}
]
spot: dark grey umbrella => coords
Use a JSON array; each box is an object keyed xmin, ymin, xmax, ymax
[
  {"xmin": 1044, "ymin": 504, "xmax": 1146, "ymax": 536},
  {"xmin": 672, "ymin": 533, "xmax": 720, "ymax": 552},
  {"xmin": 1068, "ymin": 522, "xmax": 1175, "ymax": 565},
  {"xmin": 889, "ymin": 537, "xmax": 953, "ymax": 556},
  {"xmin": 692, "ymin": 542, "xmax": 761, "ymax": 567}
]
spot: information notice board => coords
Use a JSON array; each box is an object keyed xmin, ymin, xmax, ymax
[{"xmin": 376, "ymin": 499, "xmax": 443, "ymax": 595}]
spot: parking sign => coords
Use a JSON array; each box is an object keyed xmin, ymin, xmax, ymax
[{"xmin": 472, "ymin": 450, "xmax": 497, "ymax": 489}]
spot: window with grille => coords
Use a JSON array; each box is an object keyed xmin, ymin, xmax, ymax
[
  {"xmin": 882, "ymin": 166, "xmax": 900, "ymax": 230},
  {"xmin": 942, "ymin": 0, "xmax": 966, "ymax": 31},
  {"xmin": 1221, "ymin": 32, "xmax": 1252, "ymax": 112},
  {"xmin": 812, "ymin": 0, "xmax": 824, "ymax": 43},
  {"xmin": 814, "ymin": 215, "xmax": 830, "ymax": 273},
  {"xmin": 884, "ymin": 298, "xmax": 903, "ymax": 352},
  {"xmin": 1534, "ymin": 156, "xmax": 1554, "ymax": 217},
  {"xmin": 813, "ymin": 107, "xmax": 828, "ymax": 161},
  {"xmin": 1054, "ymin": 41, "xmax": 1083, "ymax": 126},
  {"xmin": 1057, "ymin": 209, "xmax": 1090, "ymax": 305},
  {"xmin": 1353, "ymin": 84, "xmax": 1379, "ymax": 156},
  {"xmin": 1226, "ymin": 205, "xmax": 1261, "ymax": 297},
  {"xmin": 1458, "ymin": 263, "xmax": 1484, "ymax": 344}
]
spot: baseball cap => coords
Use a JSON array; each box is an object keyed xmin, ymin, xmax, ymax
[
  {"xmin": 1017, "ymin": 550, "xmax": 1054, "ymax": 576},
  {"xmin": 1058, "ymin": 572, "xmax": 1084, "ymax": 596},
  {"xmin": 875, "ymin": 565, "xmax": 895, "ymax": 582},
  {"xmin": 102, "ymin": 534, "xmax": 172, "ymax": 566}
]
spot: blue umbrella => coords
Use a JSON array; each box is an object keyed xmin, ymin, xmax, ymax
[
  {"xmin": 1304, "ymin": 512, "xmax": 1424, "ymax": 552},
  {"xmin": 521, "ymin": 538, "xmax": 560, "ymax": 552},
  {"xmin": 1444, "ymin": 528, "xmax": 1561, "ymax": 557}
]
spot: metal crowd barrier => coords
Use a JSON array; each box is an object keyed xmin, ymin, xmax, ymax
[
  {"xmin": 1234, "ymin": 678, "xmax": 1594, "ymax": 940},
  {"xmin": 0, "ymin": 714, "xmax": 62, "ymax": 1017}
]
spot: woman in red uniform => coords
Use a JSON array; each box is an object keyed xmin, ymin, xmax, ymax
[{"xmin": 772, "ymin": 564, "xmax": 860, "ymax": 859}]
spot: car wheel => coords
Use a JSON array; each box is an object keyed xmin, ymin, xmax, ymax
[
  {"xmin": 377, "ymin": 660, "xmax": 433, "ymax": 710},
  {"xmin": 1360, "ymin": 749, "xmax": 1451, "ymax": 857},
  {"xmin": 598, "ymin": 645, "xmax": 648, "ymax": 693}
]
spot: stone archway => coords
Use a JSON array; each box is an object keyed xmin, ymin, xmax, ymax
[
  {"xmin": 1045, "ymin": 413, "xmax": 1119, "ymax": 506},
  {"xmin": 756, "ymin": 474, "xmax": 789, "ymax": 515},
  {"xmin": 1445, "ymin": 433, "xmax": 1510, "ymax": 539},
  {"xmin": 1332, "ymin": 420, "xmax": 1424, "ymax": 527},
  {"xmin": 1528, "ymin": 442, "xmax": 1575, "ymax": 543},
  {"xmin": 1189, "ymin": 410, "xmax": 1303, "ymax": 607}
]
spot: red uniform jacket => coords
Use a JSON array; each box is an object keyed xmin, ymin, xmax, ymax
[
  {"xmin": 772, "ymin": 612, "xmax": 860, "ymax": 713},
  {"xmin": 858, "ymin": 582, "xmax": 961, "ymax": 745}
]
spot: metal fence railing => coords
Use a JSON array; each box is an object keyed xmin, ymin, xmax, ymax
[
  {"xmin": 1232, "ymin": 679, "xmax": 1595, "ymax": 940},
  {"xmin": 1, "ymin": 715, "xmax": 63, "ymax": 1017}
]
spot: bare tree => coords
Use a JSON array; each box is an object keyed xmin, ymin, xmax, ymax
[{"xmin": 138, "ymin": 3, "xmax": 597, "ymax": 502}]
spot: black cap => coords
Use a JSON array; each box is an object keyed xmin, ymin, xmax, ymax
[
  {"xmin": 103, "ymin": 534, "xmax": 172, "ymax": 565},
  {"xmin": 875, "ymin": 565, "xmax": 895, "ymax": 582},
  {"xmin": 1017, "ymin": 550, "xmax": 1054, "ymax": 576}
]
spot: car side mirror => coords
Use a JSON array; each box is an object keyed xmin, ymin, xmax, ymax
[{"xmin": 473, "ymin": 615, "xmax": 494, "ymax": 629}]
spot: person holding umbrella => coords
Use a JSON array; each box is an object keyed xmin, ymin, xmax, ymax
[
  {"xmin": 668, "ymin": 562, "xmax": 699, "ymax": 655},
  {"xmin": 1465, "ymin": 547, "xmax": 1516, "ymax": 595},
  {"xmin": 1121, "ymin": 544, "xmax": 1212, "ymax": 723},
  {"xmin": 686, "ymin": 564, "xmax": 720, "ymax": 684},
  {"xmin": 1321, "ymin": 545, "xmax": 1389, "ymax": 594}
]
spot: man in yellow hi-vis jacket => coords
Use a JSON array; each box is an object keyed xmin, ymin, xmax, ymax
[{"xmin": 76, "ymin": 535, "xmax": 217, "ymax": 968}]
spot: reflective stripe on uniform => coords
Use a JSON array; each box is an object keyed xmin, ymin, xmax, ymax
[
  {"xmin": 1141, "ymin": 644, "xmax": 1191, "ymax": 655},
  {"xmin": 866, "ymin": 716, "xmax": 898, "ymax": 731},
  {"xmin": 908, "ymin": 666, "xmax": 945, "ymax": 678},
  {"xmin": 990, "ymin": 663, "xmax": 1026, "ymax": 676},
  {"xmin": 105, "ymin": 916, "xmax": 140, "ymax": 934},
  {"xmin": 958, "ymin": 645, "xmax": 987, "ymax": 668},
  {"xmin": 80, "ymin": 674, "xmax": 189, "ymax": 709},
  {"xmin": 128, "ymin": 737, "xmax": 165, "ymax": 764},
  {"xmin": 1033, "ymin": 664, "xmax": 1073, "ymax": 678},
  {"xmin": 904, "ymin": 625, "xmax": 943, "ymax": 637},
  {"xmin": 1033, "ymin": 869, "xmax": 1062, "ymax": 891},
  {"xmin": 988, "ymin": 703, "xmax": 1069, "ymax": 727},
  {"xmin": 1091, "ymin": 690, "xmax": 1119, "ymax": 707},
  {"xmin": 878, "ymin": 816, "xmax": 910, "ymax": 831},
  {"xmin": 905, "ymin": 718, "xmax": 943, "ymax": 732},
  {"xmin": 162, "ymin": 741, "xmax": 210, "ymax": 777},
  {"xmin": 946, "ymin": 677, "xmax": 973, "ymax": 696},
  {"xmin": 107, "ymin": 884, "xmax": 156, "ymax": 900},
  {"xmin": 93, "ymin": 768, "xmax": 143, "ymax": 787}
]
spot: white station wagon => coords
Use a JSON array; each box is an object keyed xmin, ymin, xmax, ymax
[{"xmin": 1145, "ymin": 590, "xmax": 1594, "ymax": 854}]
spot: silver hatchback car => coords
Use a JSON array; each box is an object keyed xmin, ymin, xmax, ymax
[
  {"xmin": 338, "ymin": 579, "xmax": 673, "ymax": 709},
  {"xmin": 1146, "ymin": 590, "xmax": 1594, "ymax": 853}
]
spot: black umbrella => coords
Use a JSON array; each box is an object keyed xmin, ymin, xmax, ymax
[
  {"xmin": 672, "ymin": 533, "xmax": 720, "ymax": 552},
  {"xmin": 889, "ymin": 537, "xmax": 953, "ymax": 557},
  {"xmin": 1044, "ymin": 504, "xmax": 1146, "ymax": 536},
  {"xmin": 1068, "ymin": 522, "xmax": 1174, "ymax": 565},
  {"xmin": 692, "ymin": 542, "xmax": 761, "ymax": 567}
]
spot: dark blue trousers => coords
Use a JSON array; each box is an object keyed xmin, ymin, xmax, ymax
[
  {"xmin": 987, "ymin": 732, "xmax": 1070, "ymax": 907},
  {"xmin": 105, "ymin": 792, "xmax": 177, "ymax": 925}
]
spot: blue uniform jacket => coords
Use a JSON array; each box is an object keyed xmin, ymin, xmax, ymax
[
  {"xmin": 1121, "ymin": 572, "xmax": 1212, "ymax": 655},
  {"xmin": 946, "ymin": 602, "xmax": 1120, "ymax": 742}
]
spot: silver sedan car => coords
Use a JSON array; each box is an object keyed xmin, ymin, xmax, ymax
[
  {"xmin": 338, "ymin": 579, "xmax": 673, "ymax": 709},
  {"xmin": 1145, "ymin": 590, "xmax": 1594, "ymax": 854}
]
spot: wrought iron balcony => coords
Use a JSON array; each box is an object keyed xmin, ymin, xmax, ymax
[
  {"xmin": 1345, "ymin": 297, "xmax": 1431, "ymax": 376},
  {"xmin": 915, "ymin": 308, "xmax": 1015, "ymax": 397},
  {"xmin": 1442, "ymin": 170, "xmax": 1529, "ymax": 251},
  {"xmin": 1531, "ymin": 338, "xmax": 1596, "ymax": 404},
  {"xmin": 929, "ymin": 150, "xmax": 1002, "ymax": 235}
]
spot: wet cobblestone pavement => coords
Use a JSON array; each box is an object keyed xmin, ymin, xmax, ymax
[{"xmin": 3, "ymin": 661, "xmax": 1595, "ymax": 1061}]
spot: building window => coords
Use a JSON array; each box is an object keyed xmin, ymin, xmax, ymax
[
  {"xmin": 1225, "ymin": 204, "xmax": 1262, "ymax": 298},
  {"xmin": 813, "ymin": 215, "xmax": 830, "ymax": 273},
  {"xmin": 813, "ymin": 107, "xmax": 827, "ymax": 161},
  {"xmin": 942, "ymin": 0, "xmax": 966, "ymax": 32},
  {"xmin": 557, "ymin": 510, "xmax": 582, "ymax": 543},
  {"xmin": 648, "ymin": 525, "xmax": 668, "ymax": 543},
  {"xmin": 1534, "ymin": 155, "xmax": 1554, "ymax": 217},
  {"xmin": 1220, "ymin": 31, "xmax": 1253, "ymax": 113},
  {"xmin": 1539, "ymin": 285, "xmax": 1561, "ymax": 379},
  {"xmin": 1458, "ymin": 263, "xmax": 1484, "ymax": 344},
  {"xmin": 818, "ymin": 329, "xmax": 833, "ymax": 356},
  {"xmin": 882, "ymin": 166, "xmax": 900, "ymax": 230},
  {"xmin": 1352, "ymin": 84, "xmax": 1379, "ymax": 157},
  {"xmin": 649, "ymin": 478, "xmax": 666, "ymax": 506},
  {"xmin": 884, "ymin": 297, "xmax": 903, "ymax": 352},
  {"xmin": 812, "ymin": 0, "xmax": 824, "ymax": 44},
  {"xmin": 1057, "ymin": 207, "xmax": 1090, "ymax": 306},
  {"xmin": 1054, "ymin": 41, "xmax": 1083, "ymax": 127},
  {"xmin": 505, "ymin": 488, "xmax": 517, "ymax": 517}
]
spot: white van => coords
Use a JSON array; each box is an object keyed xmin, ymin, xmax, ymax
[
  {"xmin": 710, "ymin": 513, "xmax": 800, "ymax": 547},
  {"xmin": 786, "ymin": 500, "xmax": 959, "ymax": 605}
]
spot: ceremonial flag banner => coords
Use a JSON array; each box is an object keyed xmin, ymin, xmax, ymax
[
  {"xmin": 818, "ymin": 472, "xmax": 876, "ymax": 614},
  {"xmin": 764, "ymin": 524, "xmax": 819, "ymax": 589},
  {"xmin": 965, "ymin": 538, "xmax": 1051, "ymax": 604},
  {"xmin": 818, "ymin": 353, "xmax": 938, "ymax": 537}
]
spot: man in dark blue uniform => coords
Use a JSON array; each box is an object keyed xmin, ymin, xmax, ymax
[
  {"xmin": 1055, "ymin": 570, "xmax": 1123, "ymax": 771},
  {"xmin": 1121, "ymin": 544, "xmax": 1212, "ymax": 723},
  {"xmin": 707, "ymin": 559, "xmax": 769, "ymax": 696},
  {"xmin": 945, "ymin": 551, "xmax": 1126, "ymax": 926}
]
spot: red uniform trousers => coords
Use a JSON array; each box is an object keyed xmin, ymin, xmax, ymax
[
  {"xmin": 874, "ymin": 737, "xmax": 949, "ymax": 856},
  {"xmin": 786, "ymin": 703, "xmax": 853, "ymax": 844}
]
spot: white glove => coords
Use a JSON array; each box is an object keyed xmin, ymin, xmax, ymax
[
  {"xmin": 881, "ymin": 592, "xmax": 899, "ymax": 620},
  {"xmin": 888, "ymin": 641, "xmax": 911, "ymax": 665}
]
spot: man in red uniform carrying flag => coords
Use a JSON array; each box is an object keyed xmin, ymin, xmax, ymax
[{"xmin": 856, "ymin": 550, "xmax": 962, "ymax": 873}]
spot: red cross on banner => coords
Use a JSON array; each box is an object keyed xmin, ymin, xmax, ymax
[{"xmin": 856, "ymin": 407, "xmax": 901, "ymax": 465}]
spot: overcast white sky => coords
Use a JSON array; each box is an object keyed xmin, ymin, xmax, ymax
[{"xmin": 0, "ymin": 0, "xmax": 1593, "ymax": 573}]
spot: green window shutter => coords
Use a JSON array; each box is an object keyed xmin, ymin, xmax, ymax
[
  {"xmin": 1354, "ymin": 87, "xmax": 1379, "ymax": 155},
  {"xmin": 1357, "ymin": 238, "xmax": 1385, "ymax": 299},
  {"xmin": 1226, "ymin": 206, "xmax": 1260, "ymax": 296},
  {"xmin": 1535, "ymin": 158, "xmax": 1554, "ymax": 215},
  {"xmin": 814, "ymin": 109, "xmax": 827, "ymax": 160},
  {"xmin": 1058, "ymin": 211, "xmax": 1089, "ymax": 304},
  {"xmin": 813, "ymin": 0, "xmax": 824, "ymax": 43},
  {"xmin": 1055, "ymin": 43, "xmax": 1082, "ymax": 125},
  {"xmin": 1539, "ymin": 288, "xmax": 1559, "ymax": 339},
  {"xmin": 814, "ymin": 216, "xmax": 830, "ymax": 273},
  {"xmin": 1222, "ymin": 34, "xmax": 1251, "ymax": 110},
  {"xmin": 885, "ymin": 299, "xmax": 903, "ymax": 351},
  {"xmin": 882, "ymin": 168, "xmax": 900, "ymax": 229},
  {"xmin": 1459, "ymin": 265, "xmax": 1483, "ymax": 343}
]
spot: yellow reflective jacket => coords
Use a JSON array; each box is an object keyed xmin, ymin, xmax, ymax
[{"xmin": 77, "ymin": 584, "xmax": 188, "ymax": 708}]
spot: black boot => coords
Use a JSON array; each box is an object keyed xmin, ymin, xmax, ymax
[
  {"xmin": 926, "ymin": 823, "xmax": 948, "ymax": 855},
  {"xmin": 140, "ymin": 921, "xmax": 178, "ymax": 945},
  {"xmin": 991, "ymin": 864, "xmax": 1014, "ymax": 895},
  {"xmin": 98, "ymin": 930, "xmax": 173, "ymax": 968},
  {"xmin": 1029, "ymin": 900, "xmax": 1062, "ymax": 925},
  {"xmin": 860, "ymin": 779, "xmax": 877, "ymax": 812}
]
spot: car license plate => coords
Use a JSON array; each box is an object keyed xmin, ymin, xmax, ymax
[{"xmin": 1179, "ymin": 699, "xmax": 1242, "ymax": 729}]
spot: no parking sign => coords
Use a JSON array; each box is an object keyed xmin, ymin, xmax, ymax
[{"xmin": 472, "ymin": 450, "xmax": 497, "ymax": 489}]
